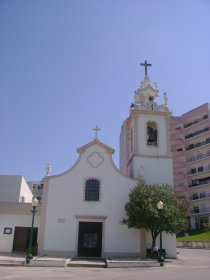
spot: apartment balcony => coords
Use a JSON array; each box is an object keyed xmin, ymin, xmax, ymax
[
  {"xmin": 185, "ymin": 127, "xmax": 209, "ymax": 141},
  {"xmin": 189, "ymin": 193, "xmax": 210, "ymax": 201},
  {"xmin": 190, "ymin": 207, "xmax": 210, "ymax": 215},
  {"xmin": 186, "ymin": 137, "xmax": 210, "ymax": 152},
  {"xmin": 187, "ymin": 165, "xmax": 210, "ymax": 176},
  {"xmin": 189, "ymin": 177, "xmax": 210, "ymax": 188},
  {"xmin": 186, "ymin": 150, "xmax": 210, "ymax": 163},
  {"xmin": 184, "ymin": 114, "xmax": 209, "ymax": 130}
]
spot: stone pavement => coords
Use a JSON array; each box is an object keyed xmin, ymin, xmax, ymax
[
  {"xmin": 0, "ymin": 252, "xmax": 163, "ymax": 268},
  {"xmin": 0, "ymin": 252, "xmax": 25, "ymax": 266},
  {"xmin": 0, "ymin": 249, "xmax": 210, "ymax": 280}
]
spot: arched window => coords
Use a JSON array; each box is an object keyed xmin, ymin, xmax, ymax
[
  {"xmin": 84, "ymin": 179, "xmax": 100, "ymax": 201},
  {"xmin": 147, "ymin": 121, "xmax": 158, "ymax": 146}
]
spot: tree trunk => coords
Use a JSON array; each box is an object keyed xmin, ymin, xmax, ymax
[{"xmin": 151, "ymin": 230, "xmax": 159, "ymax": 248}]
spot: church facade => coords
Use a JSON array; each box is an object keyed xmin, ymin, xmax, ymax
[
  {"xmin": 38, "ymin": 61, "xmax": 176, "ymax": 258},
  {"xmin": 38, "ymin": 140, "xmax": 141, "ymax": 257}
]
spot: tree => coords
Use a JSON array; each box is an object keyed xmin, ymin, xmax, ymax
[{"xmin": 123, "ymin": 183, "xmax": 190, "ymax": 248}]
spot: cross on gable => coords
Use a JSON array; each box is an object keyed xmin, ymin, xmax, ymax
[
  {"xmin": 140, "ymin": 60, "xmax": 152, "ymax": 76},
  {"xmin": 92, "ymin": 125, "xmax": 101, "ymax": 140}
]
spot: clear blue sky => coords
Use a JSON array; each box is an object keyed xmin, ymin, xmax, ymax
[{"xmin": 1, "ymin": 0, "xmax": 210, "ymax": 181}]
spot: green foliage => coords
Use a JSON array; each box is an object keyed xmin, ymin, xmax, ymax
[
  {"xmin": 177, "ymin": 229, "xmax": 203, "ymax": 238},
  {"xmin": 177, "ymin": 230, "xmax": 210, "ymax": 242},
  {"xmin": 123, "ymin": 183, "xmax": 190, "ymax": 247}
]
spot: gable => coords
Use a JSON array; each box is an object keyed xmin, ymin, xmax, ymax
[{"xmin": 77, "ymin": 139, "xmax": 114, "ymax": 155}]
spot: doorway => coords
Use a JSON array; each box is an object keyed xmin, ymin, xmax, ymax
[
  {"xmin": 13, "ymin": 227, "xmax": 38, "ymax": 252},
  {"xmin": 78, "ymin": 222, "xmax": 102, "ymax": 257}
]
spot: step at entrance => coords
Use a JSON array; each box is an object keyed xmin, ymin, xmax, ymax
[{"xmin": 68, "ymin": 257, "xmax": 107, "ymax": 268}]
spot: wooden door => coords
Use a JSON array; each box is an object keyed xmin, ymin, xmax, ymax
[
  {"xmin": 78, "ymin": 222, "xmax": 102, "ymax": 257},
  {"xmin": 13, "ymin": 227, "xmax": 38, "ymax": 252}
]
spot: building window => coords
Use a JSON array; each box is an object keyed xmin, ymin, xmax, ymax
[
  {"xmin": 191, "ymin": 168, "xmax": 196, "ymax": 174},
  {"xmin": 192, "ymin": 179, "xmax": 198, "ymax": 187},
  {"xmin": 84, "ymin": 179, "xmax": 100, "ymax": 201},
  {"xmin": 38, "ymin": 183, "xmax": 43, "ymax": 190},
  {"xmin": 147, "ymin": 121, "xmax": 158, "ymax": 146},
  {"xmin": 198, "ymin": 166, "xmax": 204, "ymax": 172},
  {"xmin": 206, "ymin": 138, "xmax": 210, "ymax": 144},
  {"xmin": 194, "ymin": 206, "xmax": 200, "ymax": 213},
  {"xmin": 192, "ymin": 193, "xmax": 199, "ymax": 200},
  {"xmin": 200, "ymin": 193, "xmax": 206, "ymax": 199},
  {"xmin": 197, "ymin": 153, "xmax": 203, "ymax": 160}
]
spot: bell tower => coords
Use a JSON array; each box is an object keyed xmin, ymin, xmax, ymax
[{"xmin": 120, "ymin": 61, "xmax": 173, "ymax": 185}]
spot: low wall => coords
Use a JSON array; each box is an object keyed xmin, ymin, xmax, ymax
[{"xmin": 177, "ymin": 241, "xmax": 210, "ymax": 249}]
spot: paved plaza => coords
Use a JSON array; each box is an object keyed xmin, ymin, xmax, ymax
[{"xmin": 0, "ymin": 249, "xmax": 210, "ymax": 280}]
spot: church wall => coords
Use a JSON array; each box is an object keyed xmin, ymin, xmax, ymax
[
  {"xmin": 119, "ymin": 120, "xmax": 127, "ymax": 175},
  {"xmin": 39, "ymin": 144, "xmax": 143, "ymax": 257},
  {"xmin": 132, "ymin": 156, "xmax": 174, "ymax": 185},
  {"xmin": 103, "ymin": 221, "xmax": 140, "ymax": 256},
  {"xmin": 146, "ymin": 232, "xmax": 177, "ymax": 258}
]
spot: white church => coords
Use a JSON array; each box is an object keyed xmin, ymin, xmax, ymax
[{"xmin": 0, "ymin": 61, "xmax": 176, "ymax": 258}]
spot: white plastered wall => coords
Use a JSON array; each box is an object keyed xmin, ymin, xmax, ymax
[
  {"xmin": 19, "ymin": 177, "xmax": 33, "ymax": 202},
  {"xmin": 0, "ymin": 214, "xmax": 40, "ymax": 252},
  {"xmin": 0, "ymin": 175, "xmax": 33, "ymax": 203},
  {"xmin": 132, "ymin": 157, "xmax": 174, "ymax": 185},
  {"xmin": 146, "ymin": 231, "xmax": 177, "ymax": 258}
]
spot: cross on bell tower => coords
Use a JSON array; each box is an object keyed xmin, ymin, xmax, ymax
[{"xmin": 140, "ymin": 60, "xmax": 152, "ymax": 76}]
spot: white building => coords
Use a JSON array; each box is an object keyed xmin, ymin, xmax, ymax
[
  {"xmin": 28, "ymin": 180, "xmax": 44, "ymax": 201},
  {"xmin": 0, "ymin": 61, "xmax": 176, "ymax": 258},
  {"xmin": 0, "ymin": 175, "xmax": 33, "ymax": 203},
  {"xmin": 0, "ymin": 175, "xmax": 40, "ymax": 253}
]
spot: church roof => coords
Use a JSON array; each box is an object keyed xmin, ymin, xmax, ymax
[{"xmin": 77, "ymin": 139, "xmax": 115, "ymax": 155}]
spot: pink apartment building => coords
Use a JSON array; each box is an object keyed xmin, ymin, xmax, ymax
[{"xmin": 170, "ymin": 103, "xmax": 210, "ymax": 229}]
